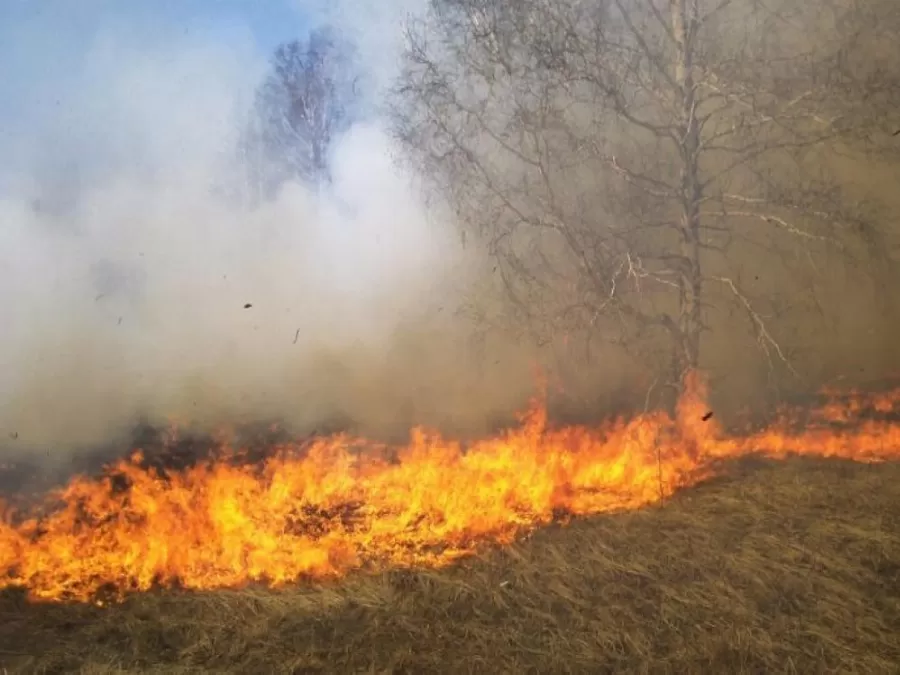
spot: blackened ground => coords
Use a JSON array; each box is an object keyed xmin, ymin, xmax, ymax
[
  {"xmin": 1, "ymin": 456, "xmax": 899, "ymax": 674},
  {"xmin": 0, "ymin": 418, "xmax": 303, "ymax": 498}
]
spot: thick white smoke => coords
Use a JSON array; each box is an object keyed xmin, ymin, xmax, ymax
[{"xmin": 0, "ymin": 2, "xmax": 527, "ymax": 457}]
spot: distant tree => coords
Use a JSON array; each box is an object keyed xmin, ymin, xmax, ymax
[
  {"xmin": 241, "ymin": 26, "xmax": 361, "ymax": 201},
  {"xmin": 391, "ymin": 0, "xmax": 900, "ymax": 402}
]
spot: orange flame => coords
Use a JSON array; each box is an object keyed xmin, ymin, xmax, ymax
[{"xmin": 1, "ymin": 373, "xmax": 898, "ymax": 603}]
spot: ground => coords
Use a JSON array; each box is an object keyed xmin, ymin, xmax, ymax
[{"xmin": 2, "ymin": 457, "xmax": 899, "ymax": 674}]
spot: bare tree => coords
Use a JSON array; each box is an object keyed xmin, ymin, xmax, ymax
[
  {"xmin": 242, "ymin": 26, "xmax": 361, "ymax": 202},
  {"xmin": 391, "ymin": 0, "xmax": 900, "ymax": 400}
]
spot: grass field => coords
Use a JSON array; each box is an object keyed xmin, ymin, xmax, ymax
[{"xmin": 1, "ymin": 456, "xmax": 899, "ymax": 674}]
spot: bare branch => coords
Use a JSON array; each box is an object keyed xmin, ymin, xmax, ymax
[{"xmin": 713, "ymin": 276, "xmax": 799, "ymax": 377}]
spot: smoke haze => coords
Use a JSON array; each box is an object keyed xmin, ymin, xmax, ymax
[
  {"xmin": 2, "ymin": 1, "xmax": 898, "ymax": 466},
  {"xmin": 0, "ymin": 2, "xmax": 539, "ymax": 461}
]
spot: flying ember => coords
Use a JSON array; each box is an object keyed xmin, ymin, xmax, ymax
[{"xmin": 1, "ymin": 373, "xmax": 898, "ymax": 603}]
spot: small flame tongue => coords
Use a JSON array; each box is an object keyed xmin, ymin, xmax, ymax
[{"xmin": 1, "ymin": 374, "xmax": 898, "ymax": 603}]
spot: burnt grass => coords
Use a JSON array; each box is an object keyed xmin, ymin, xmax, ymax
[{"xmin": 0, "ymin": 457, "xmax": 898, "ymax": 674}]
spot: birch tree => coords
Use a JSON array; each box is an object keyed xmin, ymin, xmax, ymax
[
  {"xmin": 392, "ymin": 0, "xmax": 900, "ymax": 398},
  {"xmin": 243, "ymin": 26, "xmax": 361, "ymax": 201}
]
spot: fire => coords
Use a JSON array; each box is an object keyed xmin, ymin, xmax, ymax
[{"xmin": 1, "ymin": 373, "xmax": 898, "ymax": 603}]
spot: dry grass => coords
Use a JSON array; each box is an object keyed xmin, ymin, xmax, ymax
[{"xmin": 2, "ymin": 456, "xmax": 899, "ymax": 674}]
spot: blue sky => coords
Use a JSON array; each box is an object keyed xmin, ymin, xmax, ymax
[
  {"xmin": 0, "ymin": 0, "xmax": 420, "ymax": 194},
  {"xmin": 0, "ymin": 1, "xmax": 310, "ymax": 136},
  {"xmin": 0, "ymin": 1, "xmax": 321, "ymax": 190}
]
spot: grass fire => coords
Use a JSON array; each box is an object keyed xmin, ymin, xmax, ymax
[
  {"xmin": 2, "ymin": 376, "xmax": 900, "ymax": 672},
  {"xmin": 2, "ymin": 374, "xmax": 898, "ymax": 607}
]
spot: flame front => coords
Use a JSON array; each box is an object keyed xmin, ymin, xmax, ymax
[{"xmin": 1, "ymin": 374, "xmax": 899, "ymax": 602}]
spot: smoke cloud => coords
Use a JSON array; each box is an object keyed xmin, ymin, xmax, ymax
[{"xmin": 0, "ymin": 3, "xmax": 538, "ymax": 462}]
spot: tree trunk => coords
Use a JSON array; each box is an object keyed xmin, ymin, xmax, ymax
[{"xmin": 671, "ymin": 0, "xmax": 703, "ymax": 386}]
